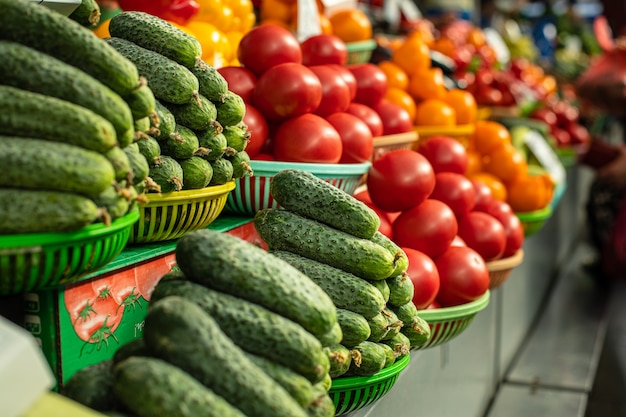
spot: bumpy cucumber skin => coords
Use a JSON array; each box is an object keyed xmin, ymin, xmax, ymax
[
  {"xmin": 378, "ymin": 343, "xmax": 397, "ymax": 368},
  {"xmin": 345, "ymin": 341, "xmax": 387, "ymax": 377},
  {"xmin": 317, "ymin": 322, "xmax": 343, "ymax": 347},
  {"xmin": 136, "ymin": 135, "xmax": 161, "ymax": 166},
  {"xmin": 63, "ymin": 360, "xmax": 116, "ymax": 412},
  {"xmin": 255, "ymin": 209, "xmax": 395, "ymax": 281},
  {"xmin": 143, "ymin": 296, "xmax": 309, "ymax": 417},
  {"xmin": 104, "ymin": 146, "xmax": 132, "ymax": 182},
  {"xmin": 114, "ymin": 356, "xmax": 247, "ymax": 417},
  {"xmin": 392, "ymin": 301, "xmax": 432, "ymax": 348},
  {"xmin": 153, "ymin": 100, "xmax": 176, "ymax": 141},
  {"xmin": 109, "ymin": 11, "xmax": 202, "ymax": 69},
  {"xmin": 370, "ymin": 231, "xmax": 409, "ymax": 277},
  {"xmin": 123, "ymin": 145, "xmax": 150, "ymax": 186},
  {"xmin": 382, "ymin": 306, "xmax": 403, "ymax": 340},
  {"xmin": 271, "ymin": 250, "xmax": 385, "ymax": 319},
  {"xmin": 161, "ymin": 125, "xmax": 200, "ymax": 160},
  {"xmin": 368, "ymin": 279, "xmax": 390, "ymax": 304},
  {"xmin": 216, "ymin": 91, "xmax": 246, "ymax": 127},
  {"xmin": 198, "ymin": 129, "xmax": 228, "ymax": 161},
  {"xmin": 222, "ymin": 124, "xmax": 250, "ymax": 152},
  {"xmin": 112, "ymin": 338, "xmax": 151, "ymax": 365},
  {"xmin": 151, "ymin": 278, "xmax": 329, "ymax": 383},
  {"xmin": 92, "ymin": 185, "xmax": 130, "ymax": 222},
  {"xmin": 306, "ymin": 392, "xmax": 336, "ymax": 417},
  {"xmin": 209, "ymin": 158, "xmax": 234, "ymax": 185},
  {"xmin": 149, "ymin": 155, "xmax": 183, "ymax": 193},
  {"xmin": 0, "ymin": 137, "xmax": 114, "ymax": 198},
  {"xmin": 0, "ymin": 41, "xmax": 133, "ymax": 141},
  {"xmin": 366, "ymin": 312, "xmax": 390, "ymax": 342},
  {"xmin": 387, "ymin": 273, "xmax": 415, "ymax": 307},
  {"xmin": 180, "ymin": 156, "xmax": 212, "ymax": 190},
  {"xmin": 123, "ymin": 81, "xmax": 156, "ymax": 120},
  {"xmin": 382, "ymin": 332, "xmax": 411, "ymax": 359},
  {"xmin": 0, "ymin": 85, "xmax": 117, "ymax": 153},
  {"xmin": 175, "ymin": 229, "xmax": 337, "ymax": 338},
  {"xmin": 0, "ymin": 0, "xmax": 140, "ymax": 95},
  {"xmin": 134, "ymin": 116, "xmax": 151, "ymax": 133},
  {"xmin": 324, "ymin": 344, "xmax": 352, "ymax": 378},
  {"xmin": 270, "ymin": 169, "xmax": 379, "ymax": 239},
  {"xmin": 68, "ymin": 0, "xmax": 101, "ymax": 28},
  {"xmin": 105, "ymin": 37, "xmax": 199, "ymax": 105},
  {"xmin": 336, "ymin": 309, "xmax": 371, "ymax": 348},
  {"xmin": 191, "ymin": 60, "xmax": 229, "ymax": 103},
  {"xmin": 164, "ymin": 94, "xmax": 217, "ymax": 131},
  {"xmin": 228, "ymin": 150, "xmax": 253, "ymax": 179}
]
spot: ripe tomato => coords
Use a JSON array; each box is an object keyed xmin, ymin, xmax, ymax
[
  {"xmin": 308, "ymin": 65, "xmax": 351, "ymax": 117},
  {"xmin": 378, "ymin": 60, "xmax": 409, "ymax": 91},
  {"xmin": 430, "ymin": 172, "xmax": 476, "ymax": 218},
  {"xmin": 372, "ymin": 99, "xmax": 413, "ymax": 135},
  {"xmin": 326, "ymin": 112, "xmax": 373, "ymax": 163},
  {"xmin": 237, "ymin": 24, "xmax": 303, "ymax": 76},
  {"xmin": 407, "ymin": 67, "xmax": 447, "ymax": 102},
  {"xmin": 217, "ymin": 66, "xmax": 257, "ymax": 103},
  {"xmin": 472, "ymin": 120, "xmax": 511, "ymax": 154},
  {"xmin": 484, "ymin": 200, "xmax": 524, "ymax": 257},
  {"xmin": 457, "ymin": 211, "xmax": 506, "ymax": 261},
  {"xmin": 403, "ymin": 247, "xmax": 440, "ymax": 310},
  {"xmin": 353, "ymin": 190, "xmax": 393, "ymax": 238},
  {"xmin": 328, "ymin": 64, "xmax": 357, "ymax": 101},
  {"xmin": 414, "ymin": 99, "xmax": 456, "ymax": 127},
  {"xmin": 435, "ymin": 246, "xmax": 490, "ymax": 307},
  {"xmin": 328, "ymin": 8, "xmax": 373, "ymax": 43},
  {"xmin": 273, "ymin": 113, "xmax": 342, "ymax": 163},
  {"xmin": 482, "ymin": 143, "xmax": 528, "ymax": 184},
  {"xmin": 347, "ymin": 63, "xmax": 388, "ymax": 107},
  {"xmin": 470, "ymin": 179, "xmax": 495, "ymax": 212},
  {"xmin": 367, "ymin": 149, "xmax": 435, "ymax": 212},
  {"xmin": 391, "ymin": 36, "xmax": 431, "ymax": 75},
  {"xmin": 393, "ymin": 199, "xmax": 458, "ymax": 259},
  {"xmin": 469, "ymin": 172, "xmax": 508, "ymax": 202},
  {"xmin": 242, "ymin": 103, "xmax": 269, "ymax": 158},
  {"xmin": 253, "ymin": 63, "xmax": 322, "ymax": 121},
  {"xmin": 300, "ymin": 34, "xmax": 348, "ymax": 66},
  {"xmin": 451, "ymin": 235, "xmax": 467, "ymax": 247},
  {"xmin": 384, "ymin": 87, "xmax": 417, "ymax": 121},
  {"xmin": 345, "ymin": 102, "xmax": 384, "ymax": 137},
  {"xmin": 444, "ymin": 88, "xmax": 478, "ymax": 125},
  {"xmin": 416, "ymin": 135, "xmax": 468, "ymax": 174}
]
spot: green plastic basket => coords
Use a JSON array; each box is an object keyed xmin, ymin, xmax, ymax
[
  {"xmin": 412, "ymin": 291, "xmax": 491, "ymax": 350},
  {"xmin": 329, "ymin": 354, "xmax": 410, "ymax": 415},
  {"xmin": 0, "ymin": 209, "xmax": 139, "ymax": 295},
  {"xmin": 515, "ymin": 205, "xmax": 553, "ymax": 237},
  {"xmin": 225, "ymin": 160, "xmax": 370, "ymax": 216},
  {"xmin": 345, "ymin": 39, "xmax": 377, "ymax": 64}
]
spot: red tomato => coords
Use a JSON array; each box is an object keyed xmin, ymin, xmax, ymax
[
  {"xmin": 484, "ymin": 200, "xmax": 524, "ymax": 257},
  {"xmin": 403, "ymin": 247, "xmax": 440, "ymax": 309},
  {"xmin": 457, "ymin": 211, "xmax": 506, "ymax": 261},
  {"xmin": 253, "ymin": 152, "xmax": 276, "ymax": 161},
  {"xmin": 430, "ymin": 172, "xmax": 476, "ymax": 218},
  {"xmin": 308, "ymin": 65, "xmax": 351, "ymax": 117},
  {"xmin": 253, "ymin": 63, "xmax": 322, "ymax": 121},
  {"xmin": 242, "ymin": 103, "xmax": 269, "ymax": 158},
  {"xmin": 393, "ymin": 199, "xmax": 458, "ymax": 259},
  {"xmin": 367, "ymin": 149, "xmax": 435, "ymax": 212},
  {"xmin": 300, "ymin": 34, "xmax": 348, "ymax": 66},
  {"xmin": 345, "ymin": 102, "xmax": 384, "ymax": 137},
  {"xmin": 217, "ymin": 66, "xmax": 257, "ymax": 103},
  {"xmin": 353, "ymin": 190, "xmax": 393, "ymax": 238},
  {"xmin": 426, "ymin": 300, "xmax": 442, "ymax": 309},
  {"xmin": 347, "ymin": 63, "xmax": 388, "ymax": 107},
  {"xmin": 328, "ymin": 64, "xmax": 357, "ymax": 101},
  {"xmin": 326, "ymin": 112, "xmax": 373, "ymax": 163},
  {"xmin": 451, "ymin": 235, "xmax": 467, "ymax": 247},
  {"xmin": 372, "ymin": 99, "xmax": 413, "ymax": 135},
  {"xmin": 470, "ymin": 179, "xmax": 495, "ymax": 212},
  {"xmin": 416, "ymin": 135, "xmax": 468, "ymax": 174},
  {"xmin": 237, "ymin": 25, "xmax": 303, "ymax": 76},
  {"xmin": 273, "ymin": 113, "xmax": 343, "ymax": 163},
  {"xmin": 435, "ymin": 246, "xmax": 490, "ymax": 307}
]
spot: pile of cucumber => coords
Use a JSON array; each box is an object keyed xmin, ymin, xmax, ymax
[
  {"xmin": 254, "ymin": 169, "xmax": 433, "ymax": 378},
  {"xmin": 64, "ymin": 230, "xmax": 340, "ymax": 417},
  {"xmin": 105, "ymin": 11, "xmax": 253, "ymax": 193},
  {"xmin": 0, "ymin": 0, "xmax": 158, "ymax": 234}
]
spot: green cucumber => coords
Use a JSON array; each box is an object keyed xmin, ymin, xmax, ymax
[
  {"xmin": 123, "ymin": 80, "xmax": 156, "ymax": 121},
  {"xmin": 320, "ymin": 373, "xmax": 332, "ymax": 392},
  {"xmin": 366, "ymin": 312, "xmax": 390, "ymax": 342},
  {"xmin": 191, "ymin": 60, "xmax": 229, "ymax": 103},
  {"xmin": 136, "ymin": 135, "xmax": 161, "ymax": 166},
  {"xmin": 109, "ymin": 11, "xmax": 202, "ymax": 69},
  {"xmin": 148, "ymin": 155, "xmax": 183, "ymax": 193},
  {"xmin": 164, "ymin": 94, "xmax": 217, "ymax": 131},
  {"xmin": 377, "ymin": 343, "xmax": 397, "ymax": 368},
  {"xmin": 228, "ymin": 150, "xmax": 253, "ymax": 178},
  {"xmin": 216, "ymin": 91, "xmax": 246, "ymax": 126},
  {"xmin": 68, "ymin": 0, "xmax": 101, "ymax": 28},
  {"xmin": 105, "ymin": 37, "xmax": 199, "ymax": 105},
  {"xmin": 143, "ymin": 296, "xmax": 309, "ymax": 417},
  {"xmin": 336, "ymin": 309, "xmax": 371, "ymax": 347},
  {"xmin": 345, "ymin": 341, "xmax": 387, "ymax": 377},
  {"xmin": 123, "ymin": 144, "xmax": 150, "ymax": 186},
  {"xmin": 161, "ymin": 125, "xmax": 200, "ymax": 160},
  {"xmin": 104, "ymin": 146, "xmax": 133, "ymax": 183},
  {"xmin": 209, "ymin": 158, "xmax": 234, "ymax": 185},
  {"xmin": 392, "ymin": 302, "xmax": 431, "ymax": 348},
  {"xmin": 306, "ymin": 393, "xmax": 336, "ymax": 417},
  {"xmin": 382, "ymin": 332, "xmax": 410, "ymax": 359},
  {"xmin": 0, "ymin": 85, "xmax": 117, "ymax": 153},
  {"xmin": 317, "ymin": 322, "xmax": 343, "ymax": 347},
  {"xmin": 324, "ymin": 344, "xmax": 352, "ymax": 378},
  {"xmin": 92, "ymin": 185, "xmax": 131, "ymax": 222},
  {"xmin": 112, "ymin": 339, "xmax": 151, "ymax": 365},
  {"xmin": 198, "ymin": 129, "xmax": 229, "ymax": 161},
  {"xmin": 63, "ymin": 360, "xmax": 116, "ymax": 412},
  {"xmin": 175, "ymin": 229, "xmax": 337, "ymax": 338},
  {"xmin": 114, "ymin": 356, "xmax": 246, "ymax": 417},
  {"xmin": 255, "ymin": 209, "xmax": 395, "ymax": 281},
  {"xmin": 153, "ymin": 100, "xmax": 176, "ymax": 141},
  {"xmin": 387, "ymin": 273, "xmax": 415, "ymax": 307},
  {"xmin": 180, "ymin": 156, "xmax": 213, "ymax": 189},
  {"xmin": 134, "ymin": 116, "xmax": 151, "ymax": 134},
  {"xmin": 371, "ymin": 231, "xmax": 409, "ymax": 277},
  {"xmin": 0, "ymin": 137, "xmax": 114, "ymax": 198},
  {"xmin": 382, "ymin": 307, "xmax": 403, "ymax": 340},
  {"xmin": 222, "ymin": 124, "xmax": 250, "ymax": 152},
  {"xmin": 271, "ymin": 250, "xmax": 385, "ymax": 319},
  {"xmin": 0, "ymin": 41, "xmax": 134, "ymax": 143},
  {"xmin": 270, "ymin": 169, "xmax": 379, "ymax": 239},
  {"xmin": 368, "ymin": 279, "xmax": 390, "ymax": 304},
  {"xmin": 0, "ymin": 0, "xmax": 140, "ymax": 96}
]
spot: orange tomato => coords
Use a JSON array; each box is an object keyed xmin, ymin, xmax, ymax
[
  {"xmin": 430, "ymin": 36, "xmax": 456, "ymax": 58},
  {"xmin": 92, "ymin": 18, "xmax": 111, "ymax": 38},
  {"xmin": 414, "ymin": 99, "xmax": 456, "ymax": 127},
  {"xmin": 472, "ymin": 120, "xmax": 511, "ymax": 154},
  {"xmin": 260, "ymin": 0, "xmax": 294, "ymax": 24},
  {"xmin": 481, "ymin": 143, "xmax": 528, "ymax": 184},
  {"xmin": 407, "ymin": 67, "xmax": 447, "ymax": 102},
  {"xmin": 258, "ymin": 18, "xmax": 291, "ymax": 30},
  {"xmin": 466, "ymin": 28, "xmax": 487, "ymax": 48},
  {"xmin": 468, "ymin": 172, "xmax": 508, "ymax": 202},
  {"xmin": 328, "ymin": 9, "xmax": 373, "ymax": 43},
  {"xmin": 506, "ymin": 173, "xmax": 554, "ymax": 212},
  {"xmin": 318, "ymin": 13, "xmax": 333, "ymax": 35},
  {"xmin": 465, "ymin": 150, "xmax": 483, "ymax": 176},
  {"xmin": 385, "ymin": 87, "xmax": 417, "ymax": 121},
  {"xmin": 391, "ymin": 36, "xmax": 431, "ymax": 75},
  {"xmin": 378, "ymin": 61, "xmax": 409, "ymax": 91},
  {"xmin": 444, "ymin": 89, "xmax": 477, "ymax": 125}
]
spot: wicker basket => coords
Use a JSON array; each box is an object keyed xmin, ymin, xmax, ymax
[
  {"xmin": 486, "ymin": 249, "xmax": 524, "ymax": 289},
  {"xmin": 372, "ymin": 131, "xmax": 419, "ymax": 161},
  {"xmin": 345, "ymin": 39, "xmax": 377, "ymax": 64}
]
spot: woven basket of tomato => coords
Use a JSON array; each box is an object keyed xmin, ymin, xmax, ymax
[{"xmin": 486, "ymin": 249, "xmax": 524, "ymax": 289}]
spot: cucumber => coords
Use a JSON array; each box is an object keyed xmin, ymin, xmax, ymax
[
  {"xmin": 198, "ymin": 129, "xmax": 229, "ymax": 161},
  {"xmin": 366, "ymin": 312, "xmax": 390, "ymax": 342},
  {"xmin": 371, "ymin": 231, "xmax": 409, "ymax": 277},
  {"xmin": 143, "ymin": 296, "xmax": 309, "ymax": 417},
  {"xmin": 222, "ymin": 124, "xmax": 250, "ymax": 152},
  {"xmin": 0, "ymin": 137, "xmax": 115, "ymax": 198},
  {"xmin": 382, "ymin": 307, "xmax": 403, "ymax": 340},
  {"xmin": 148, "ymin": 155, "xmax": 183, "ymax": 193},
  {"xmin": 209, "ymin": 158, "xmax": 234, "ymax": 185},
  {"xmin": 112, "ymin": 338, "xmax": 151, "ymax": 365},
  {"xmin": 271, "ymin": 250, "xmax": 385, "ymax": 319},
  {"xmin": 306, "ymin": 393, "xmax": 336, "ymax": 417},
  {"xmin": 175, "ymin": 229, "xmax": 337, "ymax": 338},
  {"xmin": 136, "ymin": 135, "xmax": 162, "ymax": 166},
  {"xmin": 324, "ymin": 344, "xmax": 352, "ymax": 378},
  {"xmin": 317, "ymin": 322, "xmax": 343, "ymax": 347},
  {"xmin": 392, "ymin": 301, "xmax": 431, "ymax": 348},
  {"xmin": 0, "ymin": 85, "xmax": 117, "ymax": 153},
  {"xmin": 68, "ymin": 0, "xmax": 101, "ymax": 28},
  {"xmin": 320, "ymin": 373, "xmax": 332, "ymax": 392},
  {"xmin": 228, "ymin": 150, "xmax": 253, "ymax": 178},
  {"xmin": 368, "ymin": 279, "xmax": 390, "ymax": 304},
  {"xmin": 180, "ymin": 156, "xmax": 213, "ymax": 189},
  {"xmin": 382, "ymin": 332, "xmax": 410, "ymax": 359},
  {"xmin": 377, "ymin": 343, "xmax": 397, "ymax": 368},
  {"xmin": 191, "ymin": 60, "xmax": 229, "ymax": 103},
  {"xmin": 134, "ymin": 117, "xmax": 151, "ymax": 134},
  {"xmin": 153, "ymin": 100, "xmax": 176, "ymax": 141},
  {"xmin": 0, "ymin": 41, "xmax": 134, "ymax": 143},
  {"xmin": 92, "ymin": 185, "xmax": 131, "ymax": 222},
  {"xmin": 63, "ymin": 360, "xmax": 116, "ymax": 412},
  {"xmin": 105, "ymin": 37, "xmax": 199, "ymax": 105},
  {"xmin": 161, "ymin": 125, "xmax": 200, "ymax": 160},
  {"xmin": 387, "ymin": 273, "xmax": 415, "ymax": 307},
  {"xmin": 270, "ymin": 169, "xmax": 380, "ymax": 239},
  {"xmin": 109, "ymin": 11, "xmax": 202, "ymax": 69},
  {"xmin": 245, "ymin": 353, "xmax": 317, "ymax": 407},
  {"xmin": 0, "ymin": 0, "xmax": 140, "ymax": 96},
  {"xmin": 113, "ymin": 356, "xmax": 247, "ymax": 417},
  {"xmin": 336, "ymin": 309, "xmax": 371, "ymax": 347},
  {"xmin": 105, "ymin": 146, "xmax": 133, "ymax": 183},
  {"xmin": 345, "ymin": 341, "xmax": 387, "ymax": 377},
  {"xmin": 255, "ymin": 209, "xmax": 395, "ymax": 281},
  {"xmin": 216, "ymin": 91, "xmax": 246, "ymax": 126},
  {"xmin": 123, "ymin": 80, "xmax": 156, "ymax": 121},
  {"xmin": 164, "ymin": 94, "xmax": 217, "ymax": 131},
  {"xmin": 123, "ymin": 144, "xmax": 150, "ymax": 186}
]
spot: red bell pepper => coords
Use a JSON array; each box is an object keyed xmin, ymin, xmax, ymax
[{"xmin": 116, "ymin": 0, "xmax": 200, "ymax": 25}]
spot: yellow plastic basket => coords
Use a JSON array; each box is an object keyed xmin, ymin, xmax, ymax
[
  {"xmin": 486, "ymin": 249, "xmax": 524, "ymax": 290},
  {"xmin": 130, "ymin": 181, "xmax": 235, "ymax": 244},
  {"xmin": 345, "ymin": 39, "xmax": 377, "ymax": 64},
  {"xmin": 413, "ymin": 124, "xmax": 475, "ymax": 148}
]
